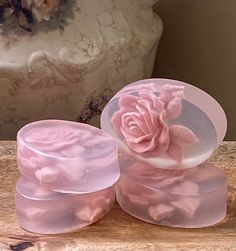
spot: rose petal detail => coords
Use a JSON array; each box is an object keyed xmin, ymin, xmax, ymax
[
  {"xmin": 171, "ymin": 197, "xmax": 201, "ymax": 218},
  {"xmin": 126, "ymin": 134, "xmax": 156, "ymax": 153},
  {"xmin": 139, "ymin": 92, "xmax": 165, "ymax": 114},
  {"xmin": 159, "ymin": 84, "xmax": 185, "ymax": 105},
  {"xmin": 152, "ymin": 98, "xmax": 165, "ymax": 113},
  {"xmin": 135, "ymin": 103, "xmax": 156, "ymax": 133},
  {"xmin": 127, "ymin": 193, "xmax": 149, "ymax": 206},
  {"xmin": 131, "ymin": 113, "xmax": 149, "ymax": 134},
  {"xmin": 137, "ymin": 99, "xmax": 153, "ymax": 113},
  {"xmin": 129, "ymin": 126, "xmax": 143, "ymax": 137},
  {"xmin": 171, "ymin": 180, "xmax": 199, "ymax": 194},
  {"xmin": 148, "ymin": 204, "xmax": 175, "ymax": 221},
  {"xmin": 139, "ymin": 91, "xmax": 156, "ymax": 101},
  {"xmin": 161, "ymin": 84, "xmax": 185, "ymax": 92},
  {"xmin": 75, "ymin": 206, "xmax": 103, "ymax": 222},
  {"xmin": 158, "ymin": 114, "xmax": 169, "ymax": 142},
  {"xmin": 122, "ymin": 125, "xmax": 153, "ymax": 143},
  {"xmin": 121, "ymin": 113, "xmax": 143, "ymax": 137},
  {"xmin": 153, "ymin": 114, "xmax": 170, "ymax": 154},
  {"xmin": 112, "ymin": 106, "xmax": 137, "ymax": 133},
  {"xmin": 170, "ymin": 125, "xmax": 199, "ymax": 147},
  {"xmin": 165, "ymin": 97, "xmax": 182, "ymax": 120},
  {"xmin": 119, "ymin": 95, "xmax": 139, "ymax": 108},
  {"xmin": 112, "ymin": 85, "xmax": 191, "ymax": 157},
  {"xmin": 35, "ymin": 167, "xmax": 59, "ymax": 184}
]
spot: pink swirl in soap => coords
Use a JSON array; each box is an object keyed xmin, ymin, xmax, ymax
[{"xmin": 112, "ymin": 84, "xmax": 199, "ymax": 162}]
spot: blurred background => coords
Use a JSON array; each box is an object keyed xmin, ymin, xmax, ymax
[
  {"xmin": 154, "ymin": 0, "xmax": 235, "ymax": 140},
  {"xmin": 0, "ymin": 0, "xmax": 234, "ymax": 140}
]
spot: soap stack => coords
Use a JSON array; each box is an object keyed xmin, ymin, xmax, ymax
[
  {"xmin": 101, "ymin": 78, "xmax": 228, "ymax": 228},
  {"xmin": 15, "ymin": 120, "xmax": 120, "ymax": 234}
]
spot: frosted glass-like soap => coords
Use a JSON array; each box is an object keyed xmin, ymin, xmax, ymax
[
  {"xmin": 101, "ymin": 78, "xmax": 228, "ymax": 228},
  {"xmin": 17, "ymin": 120, "xmax": 120, "ymax": 193},
  {"xmin": 101, "ymin": 78, "xmax": 227, "ymax": 169},
  {"xmin": 15, "ymin": 177, "xmax": 115, "ymax": 234},
  {"xmin": 116, "ymin": 156, "xmax": 227, "ymax": 228}
]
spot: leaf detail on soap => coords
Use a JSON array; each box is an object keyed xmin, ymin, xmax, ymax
[{"xmin": 170, "ymin": 125, "xmax": 199, "ymax": 147}]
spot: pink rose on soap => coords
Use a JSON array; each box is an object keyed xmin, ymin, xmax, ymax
[{"xmin": 112, "ymin": 84, "xmax": 199, "ymax": 162}]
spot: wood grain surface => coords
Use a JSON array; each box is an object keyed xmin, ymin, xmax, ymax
[{"xmin": 0, "ymin": 141, "xmax": 235, "ymax": 251}]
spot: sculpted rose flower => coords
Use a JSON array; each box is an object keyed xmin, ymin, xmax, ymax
[
  {"xmin": 112, "ymin": 84, "xmax": 199, "ymax": 162},
  {"xmin": 113, "ymin": 92, "xmax": 169, "ymax": 155},
  {"xmin": 112, "ymin": 88, "xmax": 170, "ymax": 156}
]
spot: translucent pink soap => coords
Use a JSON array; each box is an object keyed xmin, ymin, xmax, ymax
[
  {"xmin": 116, "ymin": 156, "xmax": 227, "ymax": 228},
  {"xmin": 101, "ymin": 78, "xmax": 227, "ymax": 169},
  {"xmin": 15, "ymin": 177, "xmax": 115, "ymax": 234},
  {"xmin": 101, "ymin": 78, "xmax": 228, "ymax": 228},
  {"xmin": 17, "ymin": 120, "xmax": 120, "ymax": 193}
]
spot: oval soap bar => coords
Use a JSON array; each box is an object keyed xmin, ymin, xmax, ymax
[
  {"xmin": 15, "ymin": 177, "xmax": 115, "ymax": 234},
  {"xmin": 116, "ymin": 156, "xmax": 227, "ymax": 228},
  {"xmin": 17, "ymin": 120, "xmax": 120, "ymax": 193},
  {"xmin": 101, "ymin": 78, "xmax": 227, "ymax": 169}
]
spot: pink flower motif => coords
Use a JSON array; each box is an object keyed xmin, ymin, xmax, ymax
[
  {"xmin": 75, "ymin": 206, "xmax": 103, "ymax": 222},
  {"xmin": 35, "ymin": 166, "xmax": 59, "ymax": 184},
  {"xmin": 112, "ymin": 84, "xmax": 199, "ymax": 162},
  {"xmin": 148, "ymin": 204, "xmax": 175, "ymax": 221},
  {"xmin": 159, "ymin": 84, "xmax": 185, "ymax": 120}
]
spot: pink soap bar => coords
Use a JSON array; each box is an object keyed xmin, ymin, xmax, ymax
[
  {"xmin": 17, "ymin": 120, "xmax": 120, "ymax": 193},
  {"xmin": 101, "ymin": 78, "xmax": 227, "ymax": 169},
  {"xmin": 116, "ymin": 157, "xmax": 227, "ymax": 228},
  {"xmin": 15, "ymin": 177, "xmax": 115, "ymax": 234}
]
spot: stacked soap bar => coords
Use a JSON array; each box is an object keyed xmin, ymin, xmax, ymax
[
  {"xmin": 116, "ymin": 157, "xmax": 227, "ymax": 227},
  {"xmin": 16, "ymin": 120, "xmax": 120, "ymax": 234},
  {"xmin": 101, "ymin": 78, "xmax": 228, "ymax": 228}
]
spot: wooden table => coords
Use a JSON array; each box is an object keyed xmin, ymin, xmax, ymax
[{"xmin": 0, "ymin": 141, "xmax": 235, "ymax": 251}]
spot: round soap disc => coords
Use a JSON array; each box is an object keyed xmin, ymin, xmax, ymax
[
  {"xmin": 101, "ymin": 78, "xmax": 227, "ymax": 169},
  {"xmin": 15, "ymin": 177, "xmax": 115, "ymax": 234},
  {"xmin": 17, "ymin": 119, "xmax": 120, "ymax": 193},
  {"xmin": 116, "ymin": 160, "xmax": 227, "ymax": 228}
]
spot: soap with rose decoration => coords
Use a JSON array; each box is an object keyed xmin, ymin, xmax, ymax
[
  {"xmin": 116, "ymin": 154, "xmax": 227, "ymax": 228},
  {"xmin": 15, "ymin": 119, "xmax": 120, "ymax": 234},
  {"xmin": 15, "ymin": 177, "xmax": 115, "ymax": 234},
  {"xmin": 101, "ymin": 78, "xmax": 228, "ymax": 228},
  {"xmin": 101, "ymin": 78, "xmax": 227, "ymax": 170},
  {"xmin": 17, "ymin": 120, "xmax": 120, "ymax": 193}
]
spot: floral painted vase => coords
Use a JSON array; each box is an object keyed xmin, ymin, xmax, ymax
[{"xmin": 0, "ymin": 0, "xmax": 162, "ymax": 138}]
